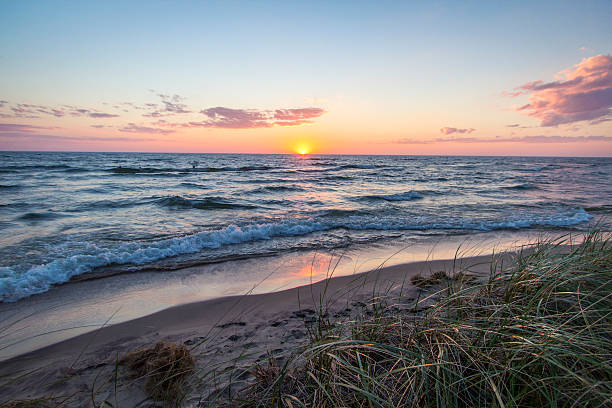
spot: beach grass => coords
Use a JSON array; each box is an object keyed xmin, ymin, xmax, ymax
[
  {"xmin": 225, "ymin": 231, "xmax": 612, "ymax": 407},
  {"xmin": 1, "ymin": 231, "xmax": 610, "ymax": 407}
]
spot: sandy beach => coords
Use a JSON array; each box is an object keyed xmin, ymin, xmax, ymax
[
  {"xmin": 0, "ymin": 251, "xmax": 510, "ymax": 406},
  {"xmin": 1, "ymin": 4, "xmax": 610, "ymax": 406}
]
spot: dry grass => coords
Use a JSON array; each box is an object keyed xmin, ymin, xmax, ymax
[
  {"xmin": 410, "ymin": 269, "xmax": 474, "ymax": 288},
  {"xmin": 119, "ymin": 341, "xmax": 195, "ymax": 403},
  {"xmin": 226, "ymin": 231, "xmax": 612, "ymax": 408}
]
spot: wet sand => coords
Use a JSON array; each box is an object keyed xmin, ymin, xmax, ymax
[{"xmin": 0, "ymin": 251, "xmax": 512, "ymax": 406}]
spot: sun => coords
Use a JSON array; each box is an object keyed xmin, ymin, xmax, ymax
[{"xmin": 293, "ymin": 142, "xmax": 312, "ymax": 155}]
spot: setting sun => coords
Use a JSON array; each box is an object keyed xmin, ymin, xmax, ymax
[{"xmin": 294, "ymin": 142, "xmax": 312, "ymax": 155}]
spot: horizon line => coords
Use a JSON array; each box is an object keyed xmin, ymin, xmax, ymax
[{"xmin": 1, "ymin": 150, "xmax": 611, "ymax": 159}]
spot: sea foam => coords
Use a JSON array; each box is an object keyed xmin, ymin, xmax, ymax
[{"xmin": 0, "ymin": 208, "xmax": 592, "ymax": 302}]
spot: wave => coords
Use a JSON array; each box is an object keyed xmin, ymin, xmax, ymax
[
  {"xmin": 61, "ymin": 167, "xmax": 90, "ymax": 173},
  {"xmin": 321, "ymin": 175, "xmax": 353, "ymax": 181},
  {"xmin": 67, "ymin": 198, "xmax": 143, "ymax": 212},
  {"xmin": 320, "ymin": 208, "xmax": 371, "ymax": 217},
  {"xmin": 107, "ymin": 166, "xmax": 176, "ymax": 174},
  {"xmin": 0, "ymin": 208, "xmax": 592, "ymax": 302},
  {"xmin": 357, "ymin": 191, "xmax": 424, "ymax": 202},
  {"xmin": 517, "ymin": 164, "xmax": 562, "ymax": 172},
  {"xmin": 17, "ymin": 212, "xmax": 67, "ymax": 221},
  {"xmin": 156, "ymin": 195, "xmax": 257, "ymax": 210},
  {"xmin": 0, "ymin": 164, "xmax": 74, "ymax": 171},
  {"xmin": 322, "ymin": 164, "xmax": 386, "ymax": 172},
  {"xmin": 584, "ymin": 205, "xmax": 612, "ymax": 213},
  {"xmin": 251, "ymin": 185, "xmax": 304, "ymax": 193},
  {"xmin": 107, "ymin": 165, "xmax": 276, "ymax": 175},
  {"xmin": 0, "ymin": 184, "xmax": 21, "ymax": 189},
  {"xmin": 503, "ymin": 183, "xmax": 538, "ymax": 190},
  {"xmin": 198, "ymin": 165, "xmax": 274, "ymax": 172},
  {"xmin": 179, "ymin": 182, "xmax": 210, "ymax": 189}
]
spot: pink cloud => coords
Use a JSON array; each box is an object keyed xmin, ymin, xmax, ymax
[
  {"xmin": 391, "ymin": 135, "xmax": 612, "ymax": 144},
  {"xmin": 440, "ymin": 127, "xmax": 476, "ymax": 135},
  {"xmin": 193, "ymin": 106, "xmax": 326, "ymax": 129},
  {"xmin": 7, "ymin": 103, "xmax": 119, "ymax": 119},
  {"xmin": 507, "ymin": 54, "xmax": 612, "ymax": 126},
  {"xmin": 199, "ymin": 107, "xmax": 272, "ymax": 128},
  {"xmin": 118, "ymin": 123, "xmax": 175, "ymax": 135},
  {"xmin": 0, "ymin": 123, "xmax": 58, "ymax": 132},
  {"xmin": 88, "ymin": 112, "xmax": 119, "ymax": 118},
  {"xmin": 0, "ymin": 133, "xmax": 160, "ymax": 142},
  {"xmin": 142, "ymin": 94, "xmax": 191, "ymax": 117},
  {"xmin": 274, "ymin": 108, "xmax": 326, "ymax": 120}
]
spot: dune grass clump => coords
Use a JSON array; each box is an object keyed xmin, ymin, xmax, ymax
[
  {"xmin": 410, "ymin": 270, "xmax": 451, "ymax": 288},
  {"xmin": 232, "ymin": 231, "xmax": 612, "ymax": 407},
  {"xmin": 119, "ymin": 341, "xmax": 195, "ymax": 402}
]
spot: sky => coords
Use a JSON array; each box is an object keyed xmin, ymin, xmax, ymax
[{"xmin": 0, "ymin": 0, "xmax": 611, "ymax": 156}]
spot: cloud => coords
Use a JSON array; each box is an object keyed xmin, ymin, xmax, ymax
[
  {"xmin": 118, "ymin": 123, "xmax": 175, "ymax": 135},
  {"xmin": 391, "ymin": 135, "xmax": 612, "ymax": 144},
  {"xmin": 11, "ymin": 104, "xmax": 64, "ymax": 118},
  {"xmin": 0, "ymin": 133, "xmax": 160, "ymax": 142},
  {"xmin": 63, "ymin": 106, "xmax": 119, "ymax": 118},
  {"xmin": 88, "ymin": 112, "xmax": 119, "ymax": 118},
  {"xmin": 142, "ymin": 94, "xmax": 191, "ymax": 117},
  {"xmin": 196, "ymin": 107, "xmax": 272, "ymax": 128},
  {"xmin": 506, "ymin": 54, "xmax": 612, "ymax": 126},
  {"xmin": 7, "ymin": 103, "xmax": 119, "ymax": 119},
  {"xmin": 0, "ymin": 123, "xmax": 58, "ymax": 132},
  {"xmin": 440, "ymin": 127, "xmax": 476, "ymax": 135},
  {"xmin": 1, "ymin": 95, "xmax": 327, "ymax": 131},
  {"xmin": 0, "ymin": 100, "xmax": 7, "ymax": 108},
  {"xmin": 273, "ymin": 120, "xmax": 314, "ymax": 126},
  {"xmin": 274, "ymin": 108, "xmax": 326, "ymax": 120},
  {"xmin": 195, "ymin": 106, "xmax": 326, "ymax": 129}
]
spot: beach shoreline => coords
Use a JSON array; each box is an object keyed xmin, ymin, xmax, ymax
[
  {"xmin": 0, "ymin": 229, "xmax": 545, "ymax": 361},
  {"xmin": 0, "ymin": 250, "xmax": 512, "ymax": 405}
]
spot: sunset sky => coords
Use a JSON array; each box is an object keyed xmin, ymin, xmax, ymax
[{"xmin": 1, "ymin": 1, "xmax": 611, "ymax": 155}]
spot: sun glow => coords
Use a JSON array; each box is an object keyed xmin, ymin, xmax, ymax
[{"xmin": 294, "ymin": 142, "xmax": 312, "ymax": 155}]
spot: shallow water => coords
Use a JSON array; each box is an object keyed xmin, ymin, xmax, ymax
[
  {"xmin": 0, "ymin": 152, "xmax": 610, "ymax": 301},
  {"xmin": 0, "ymin": 229, "xmax": 562, "ymax": 360}
]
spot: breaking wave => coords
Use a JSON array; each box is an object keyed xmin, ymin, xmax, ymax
[{"xmin": 0, "ymin": 208, "xmax": 592, "ymax": 302}]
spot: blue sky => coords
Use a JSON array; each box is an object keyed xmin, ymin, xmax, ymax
[{"xmin": 1, "ymin": 1, "xmax": 611, "ymax": 154}]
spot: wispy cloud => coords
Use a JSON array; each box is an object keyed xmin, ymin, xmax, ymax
[
  {"xmin": 391, "ymin": 135, "xmax": 612, "ymax": 144},
  {"xmin": 197, "ymin": 107, "xmax": 272, "ymax": 128},
  {"xmin": 506, "ymin": 54, "xmax": 612, "ymax": 127},
  {"xmin": 0, "ymin": 94, "xmax": 327, "ymax": 132},
  {"xmin": 88, "ymin": 112, "xmax": 119, "ymax": 118},
  {"xmin": 0, "ymin": 123, "xmax": 58, "ymax": 132},
  {"xmin": 0, "ymin": 133, "xmax": 160, "ymax": 142},
  {"xmin": 440, "ymin": 127, "xmax": 475, "ymax": 135},
  {"xmin": 142, "ymin": 93, "xmax": 191, "ymax": 117},
  {"xmin": 118, "ymin": 123, "xmax": 175, "ymax": 135},
  {"xmin": 192, "ymin": 106, "xmax": 326, "ymax": 129},
  {"xmin": 5, "ymin": 102, "xmax": 119, "ymax": 119}
]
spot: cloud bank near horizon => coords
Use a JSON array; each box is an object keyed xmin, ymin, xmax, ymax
[
  {"xmin": 391, "ymin": 135, "xmax": 612, "ymax": 144},
  {"xmin": 0, "ymin": 93, "xmax": 327, "ymax": 134},
  {"xmin": 440, "ymin": 127, "xmax": 476, "ymax": 135}
]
